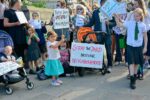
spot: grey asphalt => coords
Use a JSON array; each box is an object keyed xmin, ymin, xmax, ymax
[{"xmin": 1, "ymin": 66, "xmax": 150, "ymax": 100}]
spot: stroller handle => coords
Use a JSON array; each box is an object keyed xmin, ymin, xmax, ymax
[
  {"xmin": 82, "ymin": 31, "xmax": 106, "ymax": 43},
  {"xmin": 87, "ymin": 31, "xmax": 107, "ymax": 34}
]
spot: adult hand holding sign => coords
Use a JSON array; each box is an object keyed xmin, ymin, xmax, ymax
[{"xmin": 15, "ymin": 11, "xmax": 28, "ymax": 24}]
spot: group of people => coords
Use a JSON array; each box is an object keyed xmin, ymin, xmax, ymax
[{"xmin": 0, "ymin": 0, "xmax": 150, "ymax": 89}]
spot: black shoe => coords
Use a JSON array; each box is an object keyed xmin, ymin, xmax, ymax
[
  {"xmin": 29, "ymin": 69, "xmax": 37, "ymax": 75},
  {"xmin": 130, "ymin": 76, "xmax": 136, "ymax": 89}
]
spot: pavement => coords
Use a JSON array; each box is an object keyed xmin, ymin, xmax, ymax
[{"xmin": 1, "ymin": 65, "xmax": 150, "ymax": 100}]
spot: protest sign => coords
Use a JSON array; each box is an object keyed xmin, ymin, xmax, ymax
[
  {"xmin": 54, "ymin": 9, "xmax": 69, "ymax": 29},
  {"xmin": 70, "ymin": 43, "xmax": 104, "ymax": 69},
  {"xmin": 100, "ymin": 0, "xmax": 127, "ymax": 19},
  {"xmin": 0, "ymin": 62, "xmax": 20, "ymax": 76},
  {"xmin": 15, "ymin": 11, "xmax": 28, "ymax": 24}
]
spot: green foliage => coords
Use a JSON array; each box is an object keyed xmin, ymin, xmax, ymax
[{"xmin": 22, "ymin": 0, "xmax": 46, "ymax": 8}]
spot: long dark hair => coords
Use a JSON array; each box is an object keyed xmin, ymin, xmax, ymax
[
  {"xmin": 9, "ymin": 0, "xmax": 19, "ymax": 7},
  {"xmin": 0, "ymin": 0, "xmax": 3, "ymax": 3}
]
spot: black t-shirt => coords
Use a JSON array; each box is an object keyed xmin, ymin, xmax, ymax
[{"xmin": 4, "ymin": 9, "xmax": 26, "ymax": 45}]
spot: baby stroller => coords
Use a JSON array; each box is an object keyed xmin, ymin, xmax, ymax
[
  {"xmin": 75, "ymin": 27, "xmax": 108, "ymax": 76},
  {"xmin": 0, "ymin": 30, "xmax": 34, "ymax": 95}
]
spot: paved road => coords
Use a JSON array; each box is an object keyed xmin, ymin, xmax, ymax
[{"xmin": 1, "ymin": 66, "xmax": 150, "ymax": 100}]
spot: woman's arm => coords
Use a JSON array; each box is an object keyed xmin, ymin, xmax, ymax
[{"xmin": 3, "ymin": 18, "xmax": 20, "ymax": 27}]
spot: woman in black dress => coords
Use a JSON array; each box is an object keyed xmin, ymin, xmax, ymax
[{"xmin": 3, "ymin": 0, "xmax": 27, "ymax": 60}]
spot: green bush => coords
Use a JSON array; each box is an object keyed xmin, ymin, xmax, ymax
[{"xmin": 22, "ymin": 0, "xmax": 46, "ymax": 8}]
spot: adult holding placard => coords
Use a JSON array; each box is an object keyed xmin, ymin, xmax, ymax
[
  {"xmin": 4, "ymin": 0, "xmax": 27, "ymax": 60},
  {"xmin": 50, "ymin": 0, "xmax": 69, "ymax": 41}
]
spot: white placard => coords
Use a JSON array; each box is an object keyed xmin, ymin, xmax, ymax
[
  {"xmin": 15, "ymin": 11, "xmax": 28, "ymax": 24},
  {"xmin": 100, "ymin": 0, "xmax": 127, "ymax": 19},
  {"xmin": 54, "ymin": 9, "xmax": 69, "ymax": 29},
  {"xmin": 100, "ymin": 0, "xmax": 118, "ymax": 19},
  {"xmin": 75, "ymin": 14, "xmax": 85, "ymax": 27},
  {"xmin": 115, "ymin": 2, "xmax": 127, "ymax": 14},
  {"xmin": 0, "ymin": 62, "xmax": 20, "ymax": 76},
  {"xmin": 70, "ymin": 42, "xmax": 104, "ymax": 69}
]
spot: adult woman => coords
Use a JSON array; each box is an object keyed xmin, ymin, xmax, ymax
[
  {"xmin": 50, "ymin": 0, "xmax": 69, "ymax": 41},
  {"xmin": 4, "ymin": 0, "xmax": 27, "ymax": 60},
  {"xmin": 0, "ymin": 0, "xmax": 8, "ymax": 30}
]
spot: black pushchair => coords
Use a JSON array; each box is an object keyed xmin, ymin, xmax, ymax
[
  {"xmin": 75, "ymin": 27, "xmax": 108, "ymax": 76},
  {"xmin": 0, "ymin": 30, "xmax": 34, "ymax": 95}
]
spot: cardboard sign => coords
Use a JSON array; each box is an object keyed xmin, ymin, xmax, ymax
[
  {"xmin": 101, "ymin": 0, "xmax": 127, "ymax": 19},
  {"xmin": 115, "ymin": 2, "xmax": 127, "ymax": 14},
  {"xmin": 0, "ymin": 62, "xmax": 20, "ymax": 76},
  {"xmin": 54, "ymin": 9, "xmax": 69, "ymax": 29},
  {"xmin": 70, "ymin": 42, "xmax": 104, "ymax": 69},
  {"xmin": 15, "ymin": 11, "xmax": 28, "ymax": 24},
  {"xmin": 100, "ymin": 0, "xmax": 118, "ymax": 19}
]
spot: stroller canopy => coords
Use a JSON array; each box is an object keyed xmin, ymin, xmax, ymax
[{"xmin": 0, "ymin": 30, "xmax": 14, "ymax": 52}]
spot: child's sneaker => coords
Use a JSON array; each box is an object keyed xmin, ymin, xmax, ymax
[
  {"xmin": 56, "ymin": 79, "xmax": 63, "ymax": 84},
  {"xmin": 51, "ymin": 80, "xmax": 60, "ymax": 86}
]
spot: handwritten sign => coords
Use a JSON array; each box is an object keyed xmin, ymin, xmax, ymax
[
  {"xmin": 100, "ymin": 0, "xmax": 118, "ymax": 19},
  {"xmin": 115, "ymin": 2, "xmax": 127, "ymax": 14},
  {"xmin": 54, "ymin": 9, "xmax": 69, "ymax": 29},
  {"xmin": 101, "ymin": 0, "xmax": 127, "ymax": 19},
  {"xmin": 0, "ymin": 62, "xmax": 20, "ymax": 76},
  {"xmin": 15, "ymin": 11, "xmax": 28, "ymax": 24},
  {"xmin": 70, "ymin": 43, "xmax": 104, "ymax": 69}
]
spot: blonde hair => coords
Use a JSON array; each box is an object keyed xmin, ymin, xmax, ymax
[
  {"xmin": 134, "ymin": 8, "xmax": 145, "ymax": 21},
  {"xmin": 47, "ymin": 30, "xmax": 57, "ymax": 38},
  {"xmin": 134, "ymin": 0, "xmax": 148, "ymax": 16},
  {"xmin": 76, "ymin": 4, "xmax": 86, "ymax": 15}
]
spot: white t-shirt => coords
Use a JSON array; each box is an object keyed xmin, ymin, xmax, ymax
[
  {"xmin": 47, "ymin": 41, "xmax": 61, "ymax": 60},
  {"xmin": 75, "ymin": 14, "xmax": 85, "ymax": 27},
  {"xmin": 123, "ymin": 21, "xmax": 147, "ymax": 47},
  {"xmin": 0, "ymin": 55, "xmax": 16, "ymax": 61},
  {"xmin": 29, "ymin": 19, "xmax": 42, "ymax": 29}
]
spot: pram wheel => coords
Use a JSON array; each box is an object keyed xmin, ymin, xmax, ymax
[
  {"xmin": 78, "ymin": 68, "xmax": 85, "ymax": 77},
  {"xmin": 5, "ymin": 87, "xmax": 13, "ymax": 95},
  {"xmin": 27, "ymin": 82, "xmax": 34, "ymax": 90}
]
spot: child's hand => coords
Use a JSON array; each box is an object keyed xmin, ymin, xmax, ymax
[
  {"xmin": 61, "ymin": 34, "xmax": 65, "ymax": 41},
  {"xmin": 143, "ymin": 47, "xmax": 147, "ymax": 54}
]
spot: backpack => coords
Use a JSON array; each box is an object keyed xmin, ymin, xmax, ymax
[{"xmin": 37, "ymin": 68, "xmax": 48, "ymax": 80}]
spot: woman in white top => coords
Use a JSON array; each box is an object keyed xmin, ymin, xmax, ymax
[{"xmin": 0, "ymin": 0, "xmax": 8, "ymax": 30}]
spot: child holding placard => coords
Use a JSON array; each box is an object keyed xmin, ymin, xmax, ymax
[
  {"xmin": 115, "ymin": 8, "xmax": 148, "ymax": 89},
  {"xmin": 45, "ymin": 31, "xmax": 65, "ymax": 86}
]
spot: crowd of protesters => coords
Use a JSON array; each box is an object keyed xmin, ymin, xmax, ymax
[{"xmin": 0, "ymin": 0, "xmax": 150, "ymax": 89}]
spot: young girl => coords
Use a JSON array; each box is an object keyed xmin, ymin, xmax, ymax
[
  {"xmin": 26, "ymin": 26, "xmax": 41, "ymax": 74},
  {"xmin": 45, "ymin": 31, "xmax": 65, "ymax": 86},
  {"xmin": 60, "ymin": 41, "xmax": 72, "ymax": 76},
  {"xmin": 29, "ymin": 12, "xmax": 47, "ymax": 67},
  {"xmin": 115, "ymin": 8, "xmax": 148, "ymax": 89}
]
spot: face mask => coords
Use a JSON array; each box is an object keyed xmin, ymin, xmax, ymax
[
  {"xmin": 60, "ymin": 47, "xmax": 66, "ymax": 50},
  {"xmin": 78, "ymin": 10, "xmax": 83, "ymax": 15}
]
